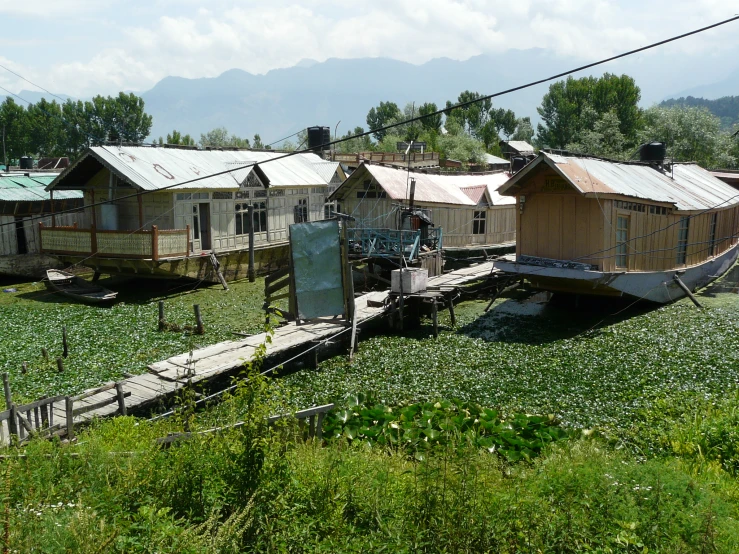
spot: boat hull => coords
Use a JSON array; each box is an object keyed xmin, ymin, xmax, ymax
[
  {"xmin": 494, "ymin": 242, "xmax": 739, "ymax": 304},
  {"xmin": 45, "ymin": 270, "xmax": 118, "ymax": 303}
]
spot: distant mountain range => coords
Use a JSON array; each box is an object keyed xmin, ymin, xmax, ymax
[{"xmin": 2, "ymin": 49, "xmax": 737, "ymax": 144}]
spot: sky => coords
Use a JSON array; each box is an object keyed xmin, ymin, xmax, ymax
[{"xmin": 0, "ymin": 0, "xmax": 737, "ymax": 98}]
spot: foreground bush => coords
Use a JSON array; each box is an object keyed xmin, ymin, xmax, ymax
[{"xmin": 3, "ymin": 419, "xmax": 739, "ymax": 552}]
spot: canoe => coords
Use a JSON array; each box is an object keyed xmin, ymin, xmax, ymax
[{"xmin": 45, "ymin": 269, "xmax": 118, "ymax": 303}]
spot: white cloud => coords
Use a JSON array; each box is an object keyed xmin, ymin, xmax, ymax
[{"xmin": 0, "ymin": 0, "xmax": 736, "ymax": 96}]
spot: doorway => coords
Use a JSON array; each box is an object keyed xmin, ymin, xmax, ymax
[
  {"xmin": 14, "ymin": 218, "xmax": 27, "ymax": 255},
  {"xmin": 198, "ymin": 203, "xmax": 212, "ymax": 250}
]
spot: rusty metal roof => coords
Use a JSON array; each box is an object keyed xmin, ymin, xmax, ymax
[
  {"xmin": 48, "ymin": 146, "xmax": 331, "ymax": 192},
  {"xmin": 0, "ymin": 173, "xmax": 81, "ymax": 202},
  {"xmin": 331, "ymin": 163, "xmax": 514, "ymax": 206},
  {"xmin": 500, "ymin": 153, "xmax": 739, "ymax": 212}
]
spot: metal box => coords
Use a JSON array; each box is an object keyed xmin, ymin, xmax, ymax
[{"xmin": 391, "ymin": 268, "xmax": 428, "ymax": 294}]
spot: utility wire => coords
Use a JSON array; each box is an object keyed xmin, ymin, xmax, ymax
[
  {"xmin": 0, "ymin": 63, "xmax": 69, "ymax": 105},
  {"xmin": 1, "ymin": 14, "xmax": 738, "ymax": 233}
]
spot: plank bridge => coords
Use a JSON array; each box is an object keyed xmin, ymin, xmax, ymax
[{"xmin": 1, "ymin": 262, "xmax": 501, "ymax": 446}]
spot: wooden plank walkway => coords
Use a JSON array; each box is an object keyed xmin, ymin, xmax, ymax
[{"xmin": 1, "ymin": 263, "xmax": 498, "ymax": 445}]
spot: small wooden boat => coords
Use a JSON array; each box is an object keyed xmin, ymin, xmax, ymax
[{"xmin": 45, "ymin": 269, "xmax": 118, "ymax": 303}]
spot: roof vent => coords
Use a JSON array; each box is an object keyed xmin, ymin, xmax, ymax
[{"xmin": 639, "ymin": 142, "xmax": 666, "ymax": 164}]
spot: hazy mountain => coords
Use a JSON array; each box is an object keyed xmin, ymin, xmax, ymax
[
  {"xmin": 2, "ymin": 49, "xmax": 737, "ymax": 145},
  {"xmin": 141, "ymin": 49, "xmax": 739, "ymax": 144},
  {"xmin": 666, "ymin": 68, "xmax": 739, "ymax": 101},
  {"xmin": 0, "ymin": 89, "xmax": 72, "ymax": 106}
]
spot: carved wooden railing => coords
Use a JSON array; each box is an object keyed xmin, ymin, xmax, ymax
[{"xmin": 39, "ymin": 224, "xmax": 190, "ymax": 261}]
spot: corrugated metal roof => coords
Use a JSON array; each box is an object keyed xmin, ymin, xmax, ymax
[
  {"xmin": 49, "ymin": 146, "xmax": 331, "ymax": 193},
  {"xmin": 0, "ymin": 173, "xmax": 81, "ymax": 202},
  {"xmin": 500, "ymin": 153, "xmax": 739, "ymax": 212},
  {"xmin": 460, "ymin": 185, "xmax": 487, "ymax": 204},
  {"xmin": 333, "ymin": 164, "xmax": 514, "ymax": 206},
  {"xmin": 502, "ymin": 141, "xmax": 535, "ymax": 154},
  {"xmin": 483, "ymin": 153, "xmax": 509, "ymax": 165},
  {"xmin": 303, "ymin": 159, "xmax": 342, "ymax": 184}
]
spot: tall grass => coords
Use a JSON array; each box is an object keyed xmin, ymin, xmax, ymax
[{"xmin": 3, "ymin": 373, "xmax": 739, "ymax": 552}]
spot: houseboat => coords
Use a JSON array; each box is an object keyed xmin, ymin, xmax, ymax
[
  {"xmin": 494, "ymin": 151, "xmax": 739, "ymax": 303},
  {"xmin": 0, "ymin": 172, "xmax": 84, "ymax": 278},
  {"xmin": 41, "ymin": 145, "xmax": 343, "ymax": 282},
  {"xmin": 329, "ymin": 163, "xmax": 515, "ymax": 274}
]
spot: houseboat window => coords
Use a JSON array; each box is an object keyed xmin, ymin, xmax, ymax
[
  {"xmin": 676, "ymin": 216, "xmax": 690, "ymax": 265},
  {"xmin": 269, "ymin": 190, "xmax": 285, "ymax": 197},
  {"xmin": 235, "ymin": 202, "xmax": 268, "ymax": 235},
  {"xmin": 192, "ymin": 192, "xmax": 209, "ymax": 200},
  {"xmin": 615, "ymin": 216, "xmax": 629, "ymax": 268},
  {"xmin": 192, "ymin": 205, "xmax": 200, "ymax": 240},
  {"xmin": 649, "ymin": 205, "xmax": 669, "ymax": 215},
  {"xmin": 176, "ymin": 193, "xmax": 192, "ymax": 201},
  {"xmin": 253, "ymin": 190, "xmax": 267, "ymax": 198},
  {"xmin": 212, "ymin": 192, "xmax": 233, "ymax": 200},
  {"xmin": 709, "ymin": 212, "xmax": 718, "ymax": 256},
  {"xmin": 324, "ymin": 200, "xmax": 341, "ymax": 220},
  {"xmin": 294, "ymin": 198, "xmax": 309, "ymax": 223},
  {"xmin": 473, "ymin": 211, "xmax": 486, "ymax": 234},
  {"xmin": 236, "ymin": 190, "xmax": 249, "ymax": 199},
  {"xmin": 357, "ymin": 182, "xmax": 387, "ymax": 199}
]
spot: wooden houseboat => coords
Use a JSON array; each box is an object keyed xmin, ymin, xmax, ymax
[
  {"xmin": 330, "ymin": 162, "xmax": 515, "ymax": 248},
  {"xmin": 0, "ymin": 172, "xmax": 84, "ymax": 278},
  {"xmin": 494, "ymin": 152, "xmax": 739, "ymax": 303},
  {"xmin": 42, "ymin": 146, "xmax": 343, "ymax": 282}
]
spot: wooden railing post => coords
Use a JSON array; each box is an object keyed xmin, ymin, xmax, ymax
[
  {"xmin": 65, "ymin": 396, "xmax": 74, "ymax": 440},
  {"xmin": 115, "ymin": 382, "xmax": 127, "ymax": 416},
  {"xmin": 152, "ymin": 225, "xmax": 159, "ymax": 261},
  {"xmin": 3, "ymin": 373, "xmax": 18, "ymax": 439},
  {"xmin": 185, "ymin": 225, "xmax": 191, "ymax": 256},
  {"xmin": 38, "ymin": 222, "xmax": 44, "ymax": 253}
]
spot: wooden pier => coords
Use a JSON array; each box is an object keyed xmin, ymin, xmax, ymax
[{"xmin": 1, "ymin": 262, "xmax": 499, "ymax": 445}]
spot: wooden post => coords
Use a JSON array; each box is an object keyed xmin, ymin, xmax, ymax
[
  {"xmin": 158, "ymin": 300, "xmax": 165, "ymax": 331},
  {"xmin": 185, "ymin": 225, "xmax": 191, "ymax": 256},
  {"xmin": 448, "ymin": 299, "xmax": 456, "ymax": 327},
  {"xmin": 56, "ymin": 358, "xmax": 64, "ymax": 373},
  {"xmin": 92, "ymin": 271, "xmax": 101, "ymax": 282},
  {"xmin": 21, "ymin": 362, "xmax": 27, "ymax": 375},
  {"xmin": 673, "ymin": 275, "xmax": 703, "ymax": 308},
  {"xmin": 65, "ymin": 396, "xmax": 74, "ymax": 440},
  {"xmin": 40, "ymin": 396, "xmax": 49, "ymax": 429},
  {"xmin": 41, "ymin": 347, "xmax": 48, "ymax": 359},
  {"xmin": 50, "ymin": 189, "xmax": 56, "ymax": 227},
  {"xmin": 2, "ymin": 373, "xmax": 12, "ymax": 411},
  {"xmin": 38, "ymin": 221, "xmax": 44, "ymax": 253},
  {"xmin": 194, "ymin": 304, "xmax": 204, "ymax": 335},
  {"xmin": 432, "ymin": 299, "xmax": 439, "ymax": 339},
  {"xmin": 152, "ymin": 225, "xmax": 159, "ymax": 261},
  {"xmin": 115, "ymin": 382, "xmax": 127, "ymax": 416},
  {"xmin": 62, "ymin": 326, "xmax": 68, "ymax": 358},
  {"xmin": 247, "ymin": 205, "xmax": 256, "ymax": 282}
]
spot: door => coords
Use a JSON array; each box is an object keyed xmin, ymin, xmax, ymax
[
  {"xmin": 199, "ymin": 203, "xmax": 212, "ymax": 250},
  {"xmin": 15, "ymin": 218, "xmax": 27, "ymax": 255}
]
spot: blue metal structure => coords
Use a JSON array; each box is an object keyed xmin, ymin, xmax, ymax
[{"xmin": 348, "ymin": 227, "xmax": 442, "ymax": 262}]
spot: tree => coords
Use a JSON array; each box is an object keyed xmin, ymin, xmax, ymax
[
  {"xmin": 418, "ymin": 102, "xmax": 442, "ymax": 133},
  {"xmin": 444, "ymin": 91, "xmax": 493, "ymax": 139},
  {"xmin": 0, "ymin": 98, "xmax": 29, "ymax": 162},
  {"xmin": 60, "ymin": 99, "xmax": 89, "ymax": 157},
  {"xmin": 252, "ymin": 134, "xmax": 264, "ymax": 149},
  {"xmin": 566, "ymin": 107, "xmax": 626, "ymax": 159},
  {"xmin": 165, "ymin": 130, "xmax": 195, "ymax": 146},
  {"xmin": 27, "ymin": 99, "xmax": 65, "ymax": 157},
  {"xmin": 512, "ymin": 117, "xmax": 535, "ymax": 143},
  {"xmin": 639, "ymin": 105, "xmax": 736, "ymax": 168},
  {"xmin": 537, "ymin": 73, "xmax": 641, "ymax": 150},
  {"xmin": 366, "ymin": 101, "xmax": 402, "ymax": 141},
  {"xmin": 437, "ymin": 132, "xmax": 486, "ymax": 167},
  {"xmin": 199, "ymin": 128, "xmax": 250, "ymax": 149},
  {"xmin": 336, "ymin": 126, "xmax": 373, "ymax": 153},
  {"xmin": 110, "ymin": 92, "xmax": 153, "ymax": 143}
]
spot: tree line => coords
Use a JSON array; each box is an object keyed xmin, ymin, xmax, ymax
[{"xmin": 0, "ymin": 93, "xmax": 153, "ymax": 163}]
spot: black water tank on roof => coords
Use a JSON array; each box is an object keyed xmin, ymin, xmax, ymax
[
  {"xmin": 307, "ymin": 126, "xmax": 331, "ymax": 151},
  {"xmin": 19, "ymin": 156, "xmax": 33, "ymax": 170},
  {"xmin": 511, "ymin": 156, "xmax": 526, "ymax": 173},
  {"xmin": 639, "ymin": 142, "xmax": 666, "ymax": 163}
]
